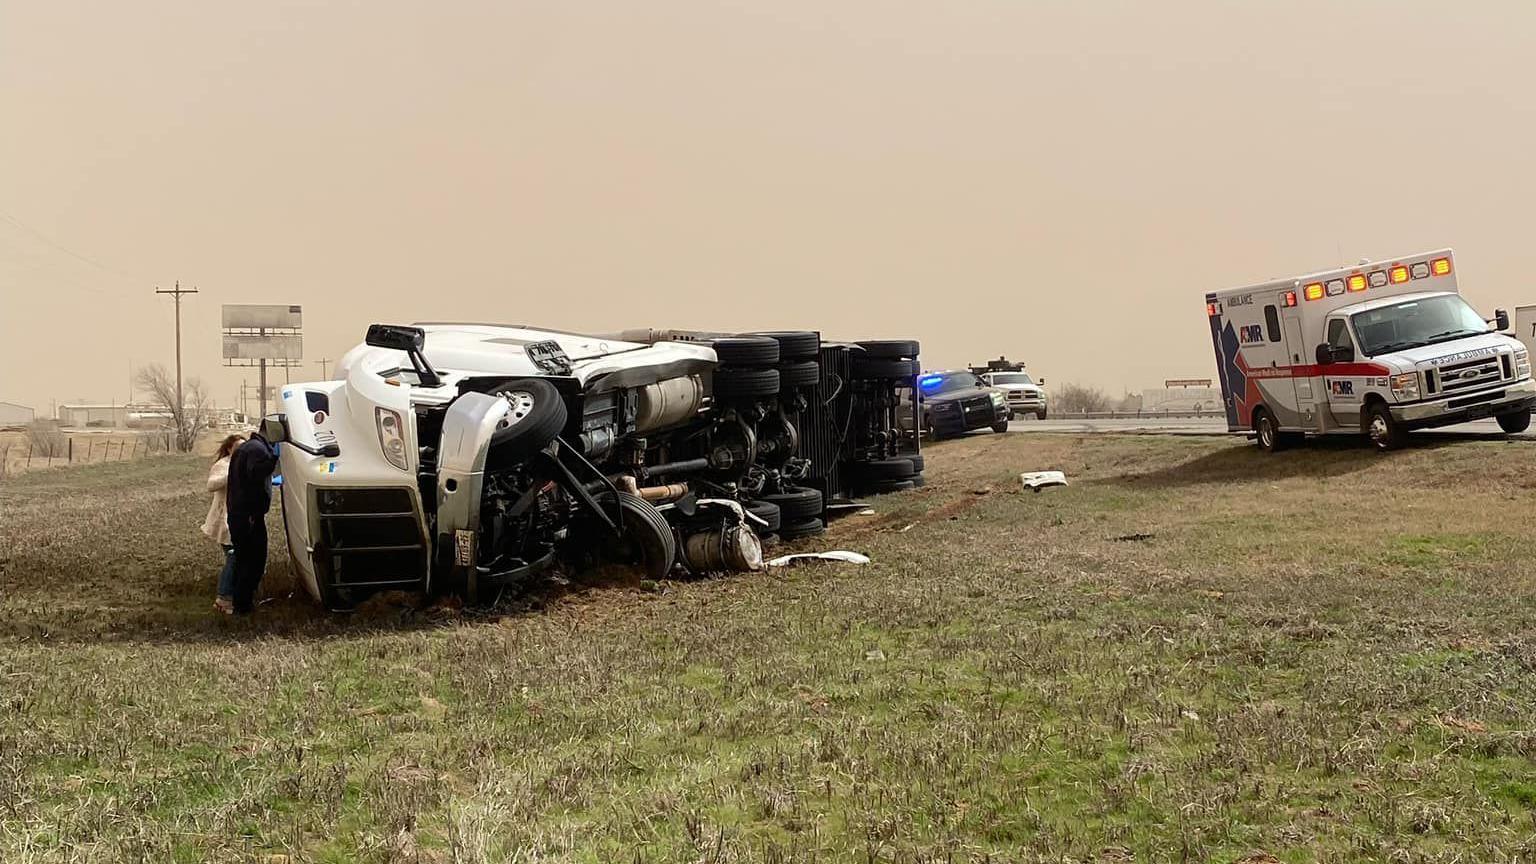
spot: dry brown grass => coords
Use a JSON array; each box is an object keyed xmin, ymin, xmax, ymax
[{"xmin": 4, "ymin": 432, "xmax": 1536, "ymax": 862}]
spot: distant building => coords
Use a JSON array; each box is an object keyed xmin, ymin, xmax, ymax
[
  {"xmin": 0, "ymin": 401, "xmax": 35, "ymax": 426},
  {"xmin": 56, "ymin": 402, "xmax": 231, "ymax": 429}
]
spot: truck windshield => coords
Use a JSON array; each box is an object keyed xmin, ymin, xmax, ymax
[
  {"xmin": 989, "ymin": 373, "xmax": 1034, "ymax": 385},
  {"xmin": 1351, "ymin": 295, "xmax": 1490, "ymax": 356}
]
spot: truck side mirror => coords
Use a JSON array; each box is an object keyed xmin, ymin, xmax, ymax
[
  {"xmin": 1496, "ymin": 309, "xmax": 1511, "ymax": 331},
  {"xmin": 1038, "ymin": 378, "xmax": 1045, "ymax": 386}
]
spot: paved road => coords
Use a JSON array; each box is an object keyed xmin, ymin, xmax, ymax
[{"xmin": 1004, "ymin": 416, "xmax": 1534, "ymax": 440}]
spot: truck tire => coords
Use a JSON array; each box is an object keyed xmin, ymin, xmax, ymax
[
  {"xmin": 1497, "ymin": 411, "xmax": 1532, "ymax": 434},
  {"xmin": 744, "ymin": 498, "xmax": 781, "ymax": 534},
  {"xmin": 776, "ymin": 360, "xmax": 821, "ymax": 388},
  {"xmin": 1365, "ymin": 403, "xmax": 1408, "ymax": 451},
  {"xmin": 849, "ymin": 457, "xmax": 915, "ymax": 482},
  {"xmin": 1036, "ymin": 408, "xmax": 1047, "ymax": 420},
  {"xmin": 615, "ymin": 493, "xmax": 677, "ymax": 580},
  {"xmin": 762, "ymin": 485, "xmax": 823, "ymax": 522},
  {"xmin": 856, "ymin": 339, "xmax": 920, "ymax": 359},
  {"xmin": 710, "ymin": 337, "xmax": 780, "ymax": 367},
  {"xmin": 749, "ymin": 331, "xmax": 821, "ymax": 360},
  {"xmin": 851, "ymin": 357, "xmax": 918, "ymax": 380},
  {"xmin": 1253, "ymin": 407, "xmax": 1285, "ymax": 453},
  {"xmin": 991, "ymin": 420, "xmax": 1010, "ymax": 434},
  {"xmin": 777, "ymin": 518, "xmax": 826, "ymax": 540},
  {"xmin": 713, "ymin": 367, "xmax": 781, "ymax": 399},
  {"xmin": 485, "ymin": 379, "xmax": 569, "ymax": 466}
]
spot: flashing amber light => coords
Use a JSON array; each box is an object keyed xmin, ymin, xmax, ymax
[
  {"xmin": 1283, "ymin": 290, "xmax": 1297, "ymax": 308},
  {"xmin": 1389, "ymin": 265, "xmax": 1410, "ymax": 284},
  {"xmin": 1347, "ymin": 274, "xmax": 1368, "ymax": 292},
  {"xmin": 1432, "ymin": 257, "xmax": 1453, "ymax": 276},
  {"xmin": 1303, "ymin": 283, "xmax": 1325, "ymax": 301},
  {"xmin": 1206, "ymin": 302, "xmax": 1219, "ymax": 317}
]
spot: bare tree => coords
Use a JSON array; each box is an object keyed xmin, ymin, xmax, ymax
[
  {"xmin": 1055, "ymin": 383, "xmax": 1111, "ymax": 415},
  {"xmin": 26, "ymin": 420, "xmax": 68, "ymax": 457},
  {"xmin": 135, "ymin": 363, "xmax": 211, "ymax": 452}
]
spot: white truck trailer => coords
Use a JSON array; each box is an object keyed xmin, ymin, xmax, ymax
[{"xmin": 1206, "ymin": 249, "xmax": 1534, "ymax": 451}]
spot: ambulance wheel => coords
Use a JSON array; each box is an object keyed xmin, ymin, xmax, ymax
[
  {"xmin": 1365, "ymin": 403, "xmax": 1407, "ymax": 451},
  {"xmin": 1497, "ymin": 410, "xmax": 1532, "ymax": 434},
  {"xmin": 1254, "ymin": 408, "xmax": 1285, "ymax": 453}
]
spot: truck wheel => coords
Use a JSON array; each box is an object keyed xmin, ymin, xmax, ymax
[
  {"xmin": 1036, "ymin": 409, "xmax": 1048, "ymax": 420},
  {"xmin": 1497, "ymin": 411, "xmax": 1532, "ymax": 434},
  {"xmin": 850, "ymin": 357, "xmax": 918, "ymax": 380},
  {"xmin": 861, "ymin": 478, "xmax": 915, "ymax": 495},
  {"xmin": 856, "ymin": 339, "xmax": 920, "ymax": 359},
  {"xmin": 776, "ymin": 360, "xmax": 821, "ymax": 388},
  {"xmin": 1253, "ymin": 408, "xmax": 1285, "ymax": 453},
  {"xmin": 744, "ymin": 498, "xmax": 781, "ymax": 534},
  {"xmin": 777, "ymin": 518, "xmax": 826, "ymax": 540},
  {"xmin": 486, "ymin": 379, "xmax": 568, "ymax": 466},
  {"xmin": 613, "ymin": 493, "xmax": 677, "ymax": 579},
  {"xmin": 849, "ymin": 457, "xmax": 915, "ymax": 482},
  {"xmin": 762, "ymin": 485, "xmax": 823, "ymax": 522},
  {"xmin": 1365, "ymin": 403, "xmax": 1408, "ymax": 451},
  {"xmin": 991, "ymin": 420, "xmax": 1010, "ymax": 434},
  {"xmin": 713, "ymin": 367, "xmax": 781, "ymax": 399},
  {"xmin": 749, "ymin": 331, "xmax": 820, "ymax": 360},
  {"xmin": 710, "ymin": 337, "xmax": 780, "ymax": 367}
]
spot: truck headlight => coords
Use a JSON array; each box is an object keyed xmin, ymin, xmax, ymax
[
  {"xmin": 375, "ymin": 408, "xmax": 409, "ymax": 470},
  {"xmin": 1391, "ymin": 373, "xmax": 1420, "ymax": 401},
  {"xmin": 1517, "ymin": 347, "xmax": 1530, "ymax": 379},
  {"xmin": 990, "ymin": 391, "xmax": 1006, "ymax": 406}
]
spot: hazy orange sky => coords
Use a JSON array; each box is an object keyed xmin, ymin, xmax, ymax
[{"xmin": 4, "ymin": 1, "xmax": 1536, "ymax": 414}]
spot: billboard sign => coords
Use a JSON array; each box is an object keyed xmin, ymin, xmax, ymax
[
  {"xmin": 222, "ymin": 304, "xmax": 302, "ymax": 330},
  {"xmin": 223, "ymin": 333, "xmax": 303, "ymax": 360}
]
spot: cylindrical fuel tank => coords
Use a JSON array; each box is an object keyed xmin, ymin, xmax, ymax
[{"xmin": 633, "ymin": 375, "xmax": 706, "ymax": 434}]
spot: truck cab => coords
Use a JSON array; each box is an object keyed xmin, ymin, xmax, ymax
[{"xmin": 1207, "ymin": 250, "xmax": 1535, "ymax": 451}]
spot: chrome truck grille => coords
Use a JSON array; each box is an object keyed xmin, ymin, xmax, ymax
[
  {"xmin": 314, "ymin": 487, "xmax": 429, "ymax": 589},
  {"xmin": 1427, "ymin": 353, "xmax": 1510, "ymax": 396}
]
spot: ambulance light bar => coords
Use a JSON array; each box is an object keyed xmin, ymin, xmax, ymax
[
  {"xmin": 1389, "ymin": 265, "xmax": 1410, "ymax": 284},
  {"xmin": 1290, "ymin": 253, "xmax": 1454, "ymax": 302},
  {"xmin": 1368, "ymin": 271, "xmax": 1388, "ymax": 288},
  {"xmin": 1283, "ymin": 290, "xmax": 1297, "ymax": 307},
  {"xmin": 1303, "ymin": 283, "xmax": 1324, "ymax": 301},
  {"xmin": 1348, "ymin": 274, "xmax": 1368, "ymax": 292},
  {"xmin": 1432, "ymin": 257, "xmax": 1452, "ymax": 276}
]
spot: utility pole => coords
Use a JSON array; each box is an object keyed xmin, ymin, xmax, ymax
[
  {"xmin": 316, "ymin": 357, "xmax": 332, "ymax": 379},
  {"xmin": 155, "ymin": 281, "xmax": 198, "ymax": 413}
]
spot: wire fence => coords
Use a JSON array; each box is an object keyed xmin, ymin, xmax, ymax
[{"xmin": 0, "ymin": 435, "xmax": 173, "ymax": 478}]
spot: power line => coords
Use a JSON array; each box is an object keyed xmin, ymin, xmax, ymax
[{"xmin": 0, "ymin": 209, "xmax": 146, "ymax": 285}]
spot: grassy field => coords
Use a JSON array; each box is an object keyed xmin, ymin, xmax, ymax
[{"xmin": 4, "ymin": 432, "xmax": 1536, "ymax": 862}]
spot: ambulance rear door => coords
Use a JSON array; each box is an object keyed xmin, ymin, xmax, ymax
[{"xmin": 1234, "ymin": 289, "xmax": 1303, "ymax": 428}]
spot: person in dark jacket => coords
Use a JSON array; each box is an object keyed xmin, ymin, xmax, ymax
[{"xmin": 226, "ymin": 430, "xmax": 278, "ymax": 615}]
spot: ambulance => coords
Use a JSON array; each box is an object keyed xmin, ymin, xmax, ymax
[{"xmin": 1206, "ymin": 249, "xmax": 1535, "ymax": 451}]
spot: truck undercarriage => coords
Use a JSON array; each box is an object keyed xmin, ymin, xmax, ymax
[{"xmin": 272, "ymin": 324, "xmax": 926, "ymax": 608}]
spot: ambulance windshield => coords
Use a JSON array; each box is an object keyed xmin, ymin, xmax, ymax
[{"xmin": 1351, "ymin": 295, "xmax": 1490, "ymax": 356}]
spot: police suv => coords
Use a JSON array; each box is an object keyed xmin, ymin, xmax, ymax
[{"xmin": 1206, "ymin": 249, "xmax": 1535, "ymax": 451}]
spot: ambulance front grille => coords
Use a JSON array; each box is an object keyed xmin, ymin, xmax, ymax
[{"xmin": 1433, "ymin": 355, "xmax": 1507, "ymax": 395}]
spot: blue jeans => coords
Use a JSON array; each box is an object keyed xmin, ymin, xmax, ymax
[{"xmin": 217, "ymin": 544, "xmax": 236, "ymax": 599}]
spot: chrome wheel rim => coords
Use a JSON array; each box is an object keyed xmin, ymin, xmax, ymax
[
  {"xmin": 1258, "ymin": 417, "xmax": 1274, "ymax": 448},
  {"xmin": 1369, "ymin": 414, "xmax": 1389, "ymax": 445},
  {"xmin": 499, "ymin": 391, "xmax": 536, "ymax": 429}
]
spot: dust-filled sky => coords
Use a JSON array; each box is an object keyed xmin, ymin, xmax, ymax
[{"xmin": 4, "ymin": 1, "xmax": 1536, "ymax": 414}]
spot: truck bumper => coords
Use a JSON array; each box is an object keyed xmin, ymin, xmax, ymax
[{"xmin": 1392, "ymin": 378, "xmax": 1536, "ymax": 427}]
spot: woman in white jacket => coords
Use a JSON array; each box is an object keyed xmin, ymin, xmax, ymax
[{"xmin": 202, "ymin": 434, "xmax": 245, "ymax": 614}]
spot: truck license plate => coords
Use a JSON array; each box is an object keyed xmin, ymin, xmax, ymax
[{"xmin": 454, "ymin": 529, "xmax": 476, "ymax": 567}]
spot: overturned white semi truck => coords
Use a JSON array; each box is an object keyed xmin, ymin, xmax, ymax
[{"xmin": 264, "ymin": 323, "xmax": 926, "ymax": 608}]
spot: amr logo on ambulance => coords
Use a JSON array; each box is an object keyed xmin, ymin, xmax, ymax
[{"xmin": 1204, "ymin": 248, "xmax": 1536, "ymax": 451}]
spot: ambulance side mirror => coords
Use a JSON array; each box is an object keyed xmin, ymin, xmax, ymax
[
  {"xmin": 1315, "ymin": 344, "xmax": 1332, "ymax": 366},
  {"xmin": 1315, "ymin": 343, "xmax": 1352, "ymax": 365}
]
